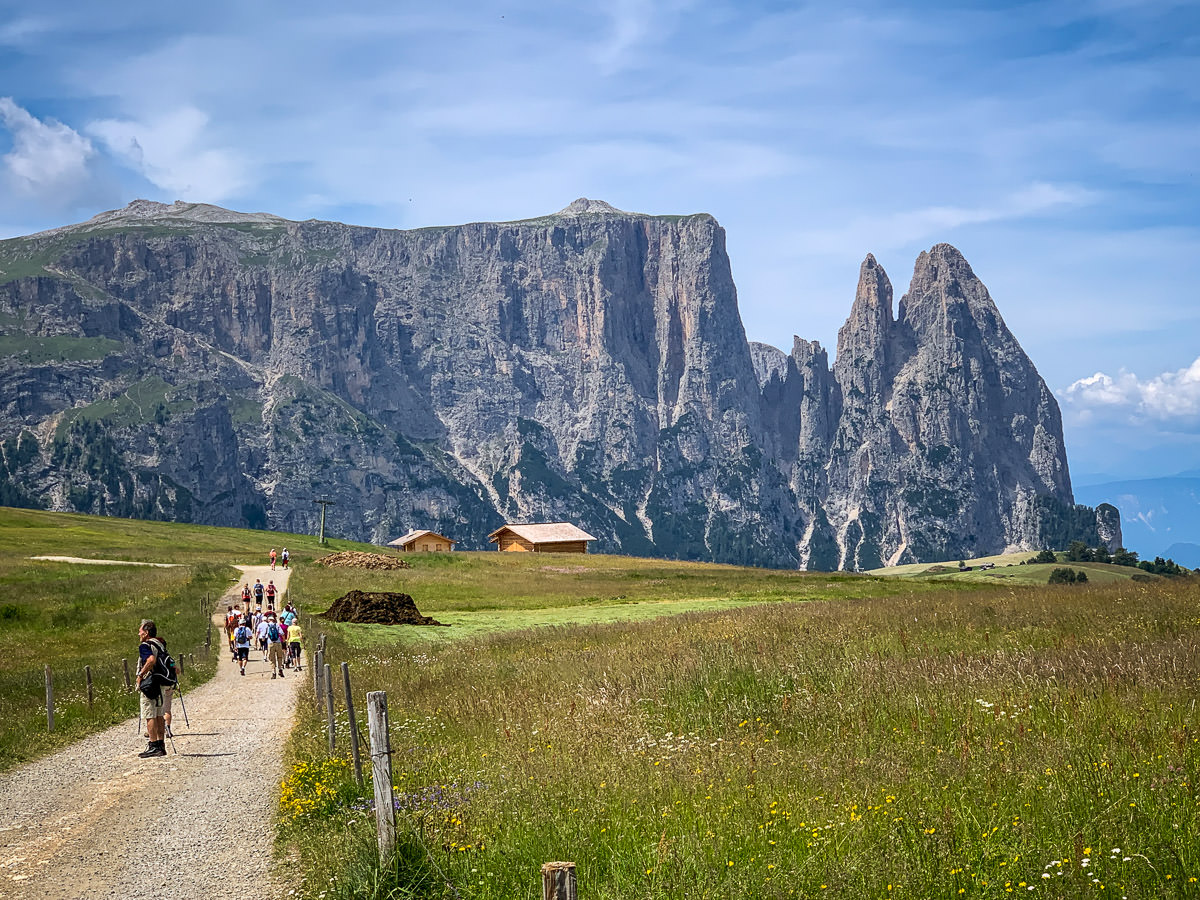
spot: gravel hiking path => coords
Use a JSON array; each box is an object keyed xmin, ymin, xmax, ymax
[{"xmin": 0, "ymin": 564, "xmax": 299, "ymax": 900}]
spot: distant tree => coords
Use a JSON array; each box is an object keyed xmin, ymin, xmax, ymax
[
  {"xmin": 1066, "ymin": 541, "xmax": 1093, "ymax": 562},
  {"xmin": 1035, "ymin": 549, "xmax": 1058, "ymax": 564},
  {"xmin": 1048, "ymin": 567, "xmax": 1078, "ymax": 584},
  {"xmin": 1075, "ymin": 570, "xmax": 1088, "ymax": 583},
  {"xmin": 1093, "ymin": 545, "xmax": 1112, "ymax": 564},
  {"xmin": 1112, "ymin": 548, "xmax": 1140, "ymax": 568}
]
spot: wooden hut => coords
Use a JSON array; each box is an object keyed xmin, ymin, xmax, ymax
[
  {"xmin": 388, "ymin": 530, "xmax": 456, "ymax": 553},
  {"xmin": 487, "ymin": 523, "xmax": 597, "ymax": 554}
]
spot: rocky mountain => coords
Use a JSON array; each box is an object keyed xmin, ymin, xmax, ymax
[{"xmin": 0, "ymin": 199, "xmax": 1118, "ymax": 568}]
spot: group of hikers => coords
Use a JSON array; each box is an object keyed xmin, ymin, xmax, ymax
[
  {"xmin": 224, "ymin": 595, "xmax": 303, "ymax": 679},
  {"xmin": 269, "ymin": 547, "xmax": 289, "ymax": 570},
  {"xmin": 135, "ymin": 560, "xmax": 302, "ymax": 759}
]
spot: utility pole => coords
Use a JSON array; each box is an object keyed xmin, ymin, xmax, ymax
[{"xmin": 313, "ymin": 498, "xmax": 335, "ymax": 545}]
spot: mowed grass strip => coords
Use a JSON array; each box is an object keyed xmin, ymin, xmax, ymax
[{"xmin": 281, "ymin": 575, "xmax": 1200, "ymax": 900}]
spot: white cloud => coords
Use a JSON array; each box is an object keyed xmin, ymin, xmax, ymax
[
  {"xmin": 1064, "ymin": 357, "xmax": 1200, "ymax": 427},
  {"xmin": 87, "ymin": 106, "xmax": 247, "ymax": 202},
  {"xmin": 0, "ymin": 97, "xmax": 95, "ymax": 200}
]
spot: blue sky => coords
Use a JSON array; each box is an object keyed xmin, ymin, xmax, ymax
[{"xmin": 1, "ymin": 0, "xmax": 1197, "ymax": 483}]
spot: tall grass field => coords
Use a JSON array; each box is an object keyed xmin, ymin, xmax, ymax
[{"xmin": 281, "ymin": 557, "xmax": 1199, "ymax": 899}]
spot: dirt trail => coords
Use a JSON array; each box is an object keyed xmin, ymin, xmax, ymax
[{"xmin": 0, "ymin": 564, "xmax": 300, "ymax": 900}]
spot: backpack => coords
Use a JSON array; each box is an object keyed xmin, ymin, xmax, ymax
[
  {"xmin": 267, "ymin": 622, "xmax": 280, "ymax": 642},
  {"xmin": 254, "ymin": 583, "xmax": 264, "ymax": 599},
  {"xmin": 147, "ymin": 638, "xmax": 178, "ymax": 688},
  {"xmin": 235, "ymin": 625, "xmax": 252, "ymax": 644}
]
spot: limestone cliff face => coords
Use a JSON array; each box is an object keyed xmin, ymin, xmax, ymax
[{"xmin": 0, "ymin": 200, "xmax": 1114, "ymax": 566}]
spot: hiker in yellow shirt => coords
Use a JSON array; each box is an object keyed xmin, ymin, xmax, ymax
[{"xmin": 286, "ymin": 621, "xmax": 303, "ymax": 670}]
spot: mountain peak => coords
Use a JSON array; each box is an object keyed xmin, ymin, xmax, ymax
[
  {"xmin": 555, "ymin": 198, "xmax": 626, "ymax": 216},
  {"xmin": 54, "ymin": 200, "xmax": 291, "ymax": 235}
]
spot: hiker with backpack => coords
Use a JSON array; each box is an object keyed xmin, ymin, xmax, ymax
[
  {"xmin": 135, "ymin": 619, "xmax": 175, "ymax": 758},
  {"xmin": 265, "ymin": 580, "xmax": 277, "ymax": 609},
  {"xmin": 286, "ymin": 619, "xmax": 303, "ymax": 670},
  {"xmin": 255, "ymin": 613, "xmax": 271, "ymax": 662},
  {"xmin": 281, "ymin": 547, "xmax": 289, "ymax": 569},
  {"xmin": 265, "ymin": 613, "xmax": 286, "ymax": 679},
  {"xmin": 233, "ymin": 617, "xmax": 253, "ymax": 676}
]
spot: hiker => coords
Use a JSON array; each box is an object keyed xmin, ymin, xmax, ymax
[
  {"xmin": 265, "ymin": 613, "xmax": 286, "ymax": 678},
  {"xmin": 241, "ymin": 583, "xmax": 252, "ymax": 605},
  {"xmin": 253, "ymin": 579, "xmax": 265, "ymax": 607},
  {"xmin": 233, "ymin": 617, "xmax": 253, "ymax": 675},
  {"xmin": 281, "ymin": 604, "xmax": 298, "ymax": 627},
  {"xmin": 281, "ymin": 547, "xmax": 289, "ymax": 569},
  {"xmin": 226, "ymin": 606, "xmax": 241, "ymax": 659},
  {"xmin": 135, "ymin": 619, "xmax": 167, "ymax": 758},
  {"xmin": 265, "ymin": 580, "xmax": 277, "ymax": 608},
  {"xmin": 286, "ymin": 619, "xmax": 303, "ymax": 669},
  {"xmin": 255, "ymin": 613, "xmax": 271, "ymax": 662},
  {"xmin": 270, "ymin": 548, "xmax": 277, "ymax": 570}
]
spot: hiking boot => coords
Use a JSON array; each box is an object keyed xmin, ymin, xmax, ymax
[
  {"xmin": 279, "ymin": 671, "xmax": 285, "ymax": 678},
  {"xmin": 240, "ymin": 669, "xmax": 245, "ymax": 676},
  {"xmin": 138, "ymin": 743, "xmax": 167, "ymax": 758},
  {"xmin": 271, "ymin": 672, "xmax": 276, "ymax": 679}
]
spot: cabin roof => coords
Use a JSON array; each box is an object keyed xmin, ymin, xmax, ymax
[
  {"xmin": 388, "ymin": 530, "xmax": 456, "ymax": 547},
  {"xmin": 486, "ymin": 522, "xmax": 597, "ymax": 544}
]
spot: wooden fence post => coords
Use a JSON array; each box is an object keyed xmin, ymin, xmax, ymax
[
  {"xmin": 85, "ymin": 665, "xmax": 93, "ymax": 712},
  {"xmin": 45, "ymin": 665, "xmax": 54, "ymax": 732},
  {"xmin": 342, "ymin": 662, "xmax": 363, "ymax": 786},
  {"xmin": 325, "ymin": 663, "xmax": 336, "ymax": 752},
  {"xmin": 542, "ymin": 862, "xmax": 577, "ymax": 900},
  {"xmin": 367, "ymin": 691, "xmax": 396, "ymax": 858},
  {"xmin": 122, "ymin": 658, "xmax": 131, "ymax": 691},
  {"xmin": 178, "ymin": 654, "xmax": 185, "ymax": 679},
  {"xmin": 205, "ymin": 620, "xmax": 212, "ymax": 651},
  {"xmin": 314, "ymin": 650, "xmax": 324, "ymax": 707}
]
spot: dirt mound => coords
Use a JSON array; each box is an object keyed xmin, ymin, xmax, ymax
[
  {"xmin": 313, "ymin": 551, "xmax": 412, "ymax": 570},
  {"xmin": 319, "ymin": 590, "xmax": 447, "ymax": 626}
]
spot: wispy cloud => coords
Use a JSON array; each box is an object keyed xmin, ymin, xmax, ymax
[
  {"xmin": 0, "ymin": 97, "xmax": 96, "ymax": 205},
  {"xmin": 1064, "ymin": 357, "xmax": 1200, "ymax": 429},
  {"xmin": 790, "ymin": 182, "xmax": 1096, "ymax": 258},
  {"xmin": 88, "ymin": 106, "xmax": 247, "ymax": 202}
]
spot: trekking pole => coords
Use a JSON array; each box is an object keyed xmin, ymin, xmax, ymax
[
  {"xmin": 166, "ymin": 724, "xmax": 177, "ymax": 755},
  {"xmin": 175, "ymin": 687, "xmax": 191, "ymax": 729}
]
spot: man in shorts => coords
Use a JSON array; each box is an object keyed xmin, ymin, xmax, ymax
[
  {"xmin": 265, "ymin": 613, "xmax": 286, "ymax": 679},
  {"xmin": 136, "ymin": 619, "xmax": 167, "ymax": 758},
  {"xmin": 233, "ymin": 617, "xmax": 253, "ymax": 676}
]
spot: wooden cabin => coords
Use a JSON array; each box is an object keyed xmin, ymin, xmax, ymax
[
  {"xmin": 487, "ymin": 522, "xmax": 597, "ymax": 554},
  {"xmin": 388, "ymin": 530, "xmax": 456, "ymax": 553}
]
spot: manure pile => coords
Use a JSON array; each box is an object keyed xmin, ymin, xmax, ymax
[
  {"xmin": 313, "ymin": 551, "xmax": 412, "ymax": 570},
  {"xmin": 320, "ymin": 590, "xmax": 447, "ymax": 626}
]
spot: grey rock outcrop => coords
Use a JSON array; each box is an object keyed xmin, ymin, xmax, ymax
[{"xmin": 0, "ymin": 200, "xmax": 1115, "ymax": 567}]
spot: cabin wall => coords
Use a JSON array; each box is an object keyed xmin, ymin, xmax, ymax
[{"xmin": 497, "ymin": 534, "xmax": 535, "ymax": 552}]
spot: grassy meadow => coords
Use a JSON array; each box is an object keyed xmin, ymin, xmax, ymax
[
  {"xmin": 3, "ymin": 506, "xmax": 1197, "ymax": 899},
  {"xmin": 280, "ymin": 558, "xmax": 1200, "ymax": 900}
]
